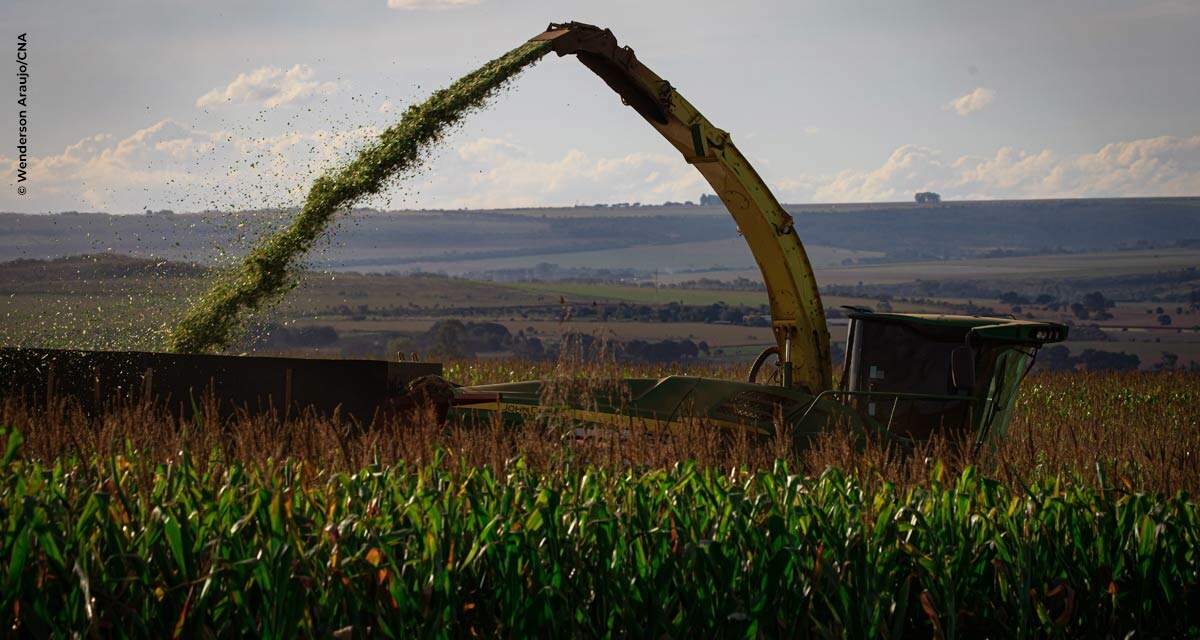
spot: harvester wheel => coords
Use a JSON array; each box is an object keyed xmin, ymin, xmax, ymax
[{"xmin": 747, "ymin": 346, "xmax": 782, "ymax": 386}]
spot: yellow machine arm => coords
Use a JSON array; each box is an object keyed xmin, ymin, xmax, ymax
[{"xmin": 532, "ymin": 22, "xmax": 833, "ymax": 393}]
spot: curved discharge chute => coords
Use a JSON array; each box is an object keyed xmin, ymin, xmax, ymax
[{"xmin": 532, "ymin": 22, "xmax": 833, "ymax": 393}]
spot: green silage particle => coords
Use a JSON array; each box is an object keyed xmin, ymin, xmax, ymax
[{"xmin": 167, "ymin": 40, "xmax": 552, "ymax": 354}]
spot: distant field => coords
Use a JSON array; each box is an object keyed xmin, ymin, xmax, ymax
[
  {"xmin": 3, "ymin": 254, "xmax": 1197, "ymax": 368},
  {"xmin": 5, "ymin": 198, "xmax": 1198, "ymax": 276},
  {"xmin": 346, "ymin": 237, "xmax": 882, "ymax": 276},
  {"xmin": 662, "ymin": 247, "xmax": 1200, "ymax": 285},
  {"xmin": 816, "ymin": 247, "xmax": 1200, "ymax": 285},
  {"xmin": 1070, "ymin": 332, "xmax": 1200, "ymax": 363},
  {"xmin": 281, "ymin": 271, "xmax": 546, "ymax": 311},
  {"xmin": 508, "ymin": 281, "xmax": 769, "ymax": 306},
  {"xmin": 314, "ymin": 317, "xmax": 780, "ymax": 349},
  {"xmin": 506, "ymin": 281, "xmax": 964, "ymax": 313}
]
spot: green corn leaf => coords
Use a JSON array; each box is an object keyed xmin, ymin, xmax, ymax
[
  {"xmin": 5, "ymin": 525, "xmax": 31, "ymax": 592},
  {"xmin": 164, "ymin": 514, "xmax": 189, "ymax": 580},
  {"xmin": 1, "ymin": 427, "xmax": 22, "ymax": 467}
]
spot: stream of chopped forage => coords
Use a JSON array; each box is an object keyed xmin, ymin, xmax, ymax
[{"xmin": 167, "ymin": 40, "xmax": 551, "ymax": 354}]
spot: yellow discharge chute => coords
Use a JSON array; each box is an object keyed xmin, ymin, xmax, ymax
[{"xmin": 532, "ymin": 22, "xmax": 832, "ymax": 393}]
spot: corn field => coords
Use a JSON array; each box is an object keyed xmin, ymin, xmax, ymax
[
  {"xmin": 1, "ymin": 366, "xmax": 1198, "ymax": 636},
  {"xmin": 1, "ymin": 425, "xmax": 1197, "ymax": 637}
]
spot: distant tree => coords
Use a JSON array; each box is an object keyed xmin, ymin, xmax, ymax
[
  {"xmin": 699, "ymin": 193, "xmax": 722, "ymax": 206},
  {"xmin": 998, "ymin": 291, "xmax": 1028, "ymax": 305},
  {"xmin": 1158, "ymin": 314, "xmax": 1173, "ymax": 326},
  {"xmin": 1070, "ymin": 302, "xmax": 1090, "ymax": 320},
  {"xmin": 1035, "ymin": 345, "xmax": 1074, "ymax": 371},
  {"xmin": 1082, "ymin": 291, "xmax": 1114, "ymax": 312},
  {"xmin": 914, "ymin": 191, "xmax": 941, "ymax": 204},
  {"xmin": 432, "ymin": 320, "xmax": 468, "ymax": 357},
  {"xmin": 1157, "ymin": 352, "xmax": 1180, "ymax": 370},
  {"xmin": 1076, "ymin": 349, "xmax": 1140, "ymax": 371}
]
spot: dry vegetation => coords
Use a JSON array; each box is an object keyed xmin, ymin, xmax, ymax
[{"xmin": 6, "ymin": 359, "xmax": 1198, "ymax": 494}]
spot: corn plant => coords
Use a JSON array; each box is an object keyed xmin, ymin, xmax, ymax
[{"xmin": 2, "ymin": 424, "xmax": 1197, "ymax": 638}]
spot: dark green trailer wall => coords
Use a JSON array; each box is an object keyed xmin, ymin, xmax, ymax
[{"xmin": 0, "ymin": 347, "xmax": 441, "ymax": 424}]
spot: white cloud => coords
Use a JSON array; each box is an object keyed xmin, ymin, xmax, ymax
[
  {"xmin": 361, "ymin": 136, "xmax": 704, "ymax": 209},
  {"xmin": 4, "ymin": 121, "xmax": 1198, "ymax": 214},
  {"xmin": 421, "ymin": 137, "xmax": 705, "ymax": 208},
  {"xmin": 944, "ymin": 87, "xmax": 996, "ymax": 117},
  {"xmin": 0, "ymin": 118, "xmax": 379, "ymax": 213},
  {"xmin": 386, "ymin": 0, "xmax": 481, "ymax": 9},
  {"xmin": 456, "ymin": 137, "xmax": 526, "ymax": 162},
  {"xmin": 776, "ymin": 134, "xmax": 1200, "ymax": 202},
  {"xmin": 195, "ymin": 65, "xmax": 337, "ymax": 109}
]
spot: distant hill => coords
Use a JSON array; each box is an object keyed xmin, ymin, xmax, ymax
[
  {"xmin": 1, "ymin": 197, "xmax": 1196, "ymax": 275},
  {"xmin": 782, "ymin": 197, "xmax": 1200, "ymax": 259}
]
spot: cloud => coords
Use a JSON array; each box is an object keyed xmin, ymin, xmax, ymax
[
  {"xmin": 195, "ymin": 65, "xmax": 337, "ymax": 109},
  {"xmin": 386, "ymin": 0, "xmax": 481, "ymax": 9},
  {"xmin": 456, "ymin": 137, "xmax": 526, "ymax": 162},
  {"xmin": 776, "ymin": 134, "xmax": 1200, "ymax": 202},
  {"xmin": 944, "ymin": 87, "xmax": 995, "ymax": 116},
  {"xmin": 5, "ymin": 121, "xmax": 1199, "ymax": 214},
  {"xmin": 0, "ymin": 118, "xmax": 379, "ymax": 213},
  {"xmin": 424, "ymin": 137, "xmax": 705, "ymax": 208}
]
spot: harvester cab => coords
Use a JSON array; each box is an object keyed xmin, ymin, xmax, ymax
[{"xmin": 837, "ymin": 310, "xmax": 1066, "ymax": 445}]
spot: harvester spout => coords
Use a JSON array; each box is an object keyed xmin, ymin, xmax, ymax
[
  {"xmin": 529, "ymin": 21, "xmax": 834, "ymax": 393},
  {"xmin": 531, "ymin": 22, "xmax": 669, "ymax": 125}
]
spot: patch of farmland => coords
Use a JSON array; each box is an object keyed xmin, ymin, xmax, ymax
[
  {"xmin": 508, "ymin": 282, "xmax": 770, "ymax": 306},
  {"xmin": 342, "ymin": 237, "xmax": 879, "ymax": 276},
  {"xmin": 814, "ymin": 247, "xmax": 1200, "ymax": 286},
  {"xmin": 659, "ymin": 247, "xmax": 1200, "ymax": 286}
]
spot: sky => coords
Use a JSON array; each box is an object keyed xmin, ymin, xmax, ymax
[{"xmin": 2, "ymin": 0, "xmax": 1199, "ymax": 214}]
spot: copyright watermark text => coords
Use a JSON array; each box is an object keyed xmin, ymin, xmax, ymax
[{"xmin": 16, "ymin": 33, "xmax": 29, "ymax": 195}]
